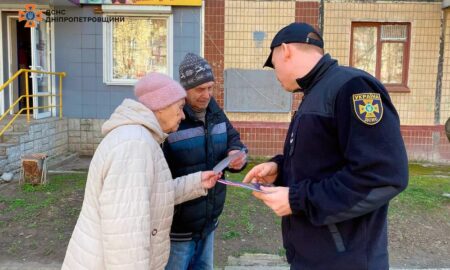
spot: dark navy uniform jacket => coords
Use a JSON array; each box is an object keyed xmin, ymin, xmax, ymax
[
  {"xmin": 163, "ymin": 98, "xmax": 246, "ymax": 241},
  {"xmin": 271, "ymin": 54, "xmax": 408, "ymax": 270}
]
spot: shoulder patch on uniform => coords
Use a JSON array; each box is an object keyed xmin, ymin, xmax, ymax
[{"xmin": 352, "ymin": 93, "xmax": 383, "ymax": 125}]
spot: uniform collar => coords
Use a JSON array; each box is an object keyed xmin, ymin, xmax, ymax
[{"xmin": 295, "ymin": 54, "xmax": 337, "ymax": 96}]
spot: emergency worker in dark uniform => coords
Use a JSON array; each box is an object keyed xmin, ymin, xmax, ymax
[{"xmin": 243, "ymin": 22, "xmax": 408, "ymax": 270}]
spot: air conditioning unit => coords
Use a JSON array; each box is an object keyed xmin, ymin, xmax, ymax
[{"xmin": 443, "ymin": 0, "xmax": 450, "ymax": 9}]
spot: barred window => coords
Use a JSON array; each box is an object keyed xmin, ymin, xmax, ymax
[{"xmin": 351, "ymin": 22, "xmax": 410, "ymax": 92}]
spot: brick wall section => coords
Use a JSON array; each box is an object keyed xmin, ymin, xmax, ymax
[
  {"xmin": 205, "ymin": 0, "xmax": 225, "ymax": 107},
  {"xmin": 233, "ymin": 121, "xmax": 289, "ymax": 157},
  {"xmin": 295, "ymin": 1, "xmax": 319, "ymax": 29},
  {"xmin": 2, "ymin": 118, "xmax": 447, "ymax": 174},
  {"xmin": 291, "ymin": 1, "xmax": 320, "ymax": 111},
  {"xmin": 234, "ymin": 122, "xmax": 450, "ymax": 162},
  {"xmin": 401, "ymin": 125, "xmax": 450, "ymax": 162},
  {"xmin": 25, "ymin": 117, "xmax": 443, "ymax": 164}
]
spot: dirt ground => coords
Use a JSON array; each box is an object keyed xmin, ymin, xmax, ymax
[
  {"xmin": 389, "ymin": 211, "xmax": 450, "ymax": 268},
  {"xmin": 0, "ymin": 157, "xmax": 449, "ymax": 268},
  {"xmin": 0, "ymin": 174, "xmax": 85, "ymax": 264},
  {"xmin": 215, "ymin": 190, "xmax": 284, "ymax": 267},
  {"xmin": 48, "ymin": 156, "xmax": 92, "ymax": 172}
]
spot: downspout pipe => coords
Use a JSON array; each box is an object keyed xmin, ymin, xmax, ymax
[
  {"xmin": 442, "ymin": 2, "xmax": 450, "ymax": 142},
  {"xmin": 319, "ymin": 0, "xmax": 324, "ymax": 35}
]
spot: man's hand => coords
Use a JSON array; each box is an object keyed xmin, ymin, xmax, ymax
[
  {"xmin": 228, "ymin": 150, "xmax": 247, "ymax": 170},
  {"xmin": 200, "ymin": 171, "xmax": 221, "ymax": 189},
  {"xmin": 243, "ymin": 162, "xmax": 278, "ymax": 185},
  {"xmin": 253, "ymin": 186, "xmax": 292, "ymax": 216}
]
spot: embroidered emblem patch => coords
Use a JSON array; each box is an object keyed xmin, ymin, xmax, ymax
[{"xmin": 352, "ymin": 93, "xmax": 383, "ymax": 125}]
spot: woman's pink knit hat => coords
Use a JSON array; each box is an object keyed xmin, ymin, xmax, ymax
[{"xmin": 134, "ymin": 72, "xmax": 186, "ymax": 111}]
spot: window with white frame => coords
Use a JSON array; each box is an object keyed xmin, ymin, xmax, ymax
[{"xmin": 104, "ymin": 14, "xmax": 172, "ymax": 85}]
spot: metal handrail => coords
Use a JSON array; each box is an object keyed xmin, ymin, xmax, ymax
[{"xmin": 0, "ymin": 69, "xmax": 66, "ymax": 137}]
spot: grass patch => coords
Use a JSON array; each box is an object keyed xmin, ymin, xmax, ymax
[
  {"xmin": 393, "ymin": 176, "xmax": 449, "ymax": 209},
  {"xmin": 0, "ymin": 173, "xmax": 87, "ymax": 223},
  {"xmin": 0, "ymin": 173, "xmax": 87, "ymax": 261},
  {"xmin": 1, "ymin": 162, "xmax": 448, "ymax": 266},
  {"xmin": 220, "ymin": 165, "xmax": 277, "ymax": 239},
  {"xmin": 409, "ymin": 163, "xmax": 450, "ymax": 176},
  {"xmin": 217, "ymin": 162, "xmax": 450, "ymax": 266},
  {"xmin": 215, "ymin": 164, "xmax": 284, "ymax": 266},
  {"xmin": 390, "ymin": 165, "xmax": 450, "ymax": 218}
]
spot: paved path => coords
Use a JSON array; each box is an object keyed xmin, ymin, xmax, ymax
[
  {"xmin": 0, "ymin": 261, "xmax": 60, "ymax": 270},
  {"xmin": 220, "ymin": 253, "xmax": 450, "ymax": 270},
  {"xmin": 0, "ymin": 260, "xmax": 449, "ymax": 270}
]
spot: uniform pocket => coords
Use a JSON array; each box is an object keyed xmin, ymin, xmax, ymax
[{"xmin": 327, "ymin": 224, "xmax": 346, "ymax": 252}]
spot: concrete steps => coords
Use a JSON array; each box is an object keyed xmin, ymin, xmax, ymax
[
  {"xmin": 220, "ymin": 253, "xmax": 450, "ymax": 270},
  {"xmin": 0, "ymin": 115, "xmax": 30, "ymax": 132},
  {"xmin": 224, "ymin": 253, "xmax": 289, "ymax": 270},
  {"xmin": 0, "ymin": 116, "xmax": 66, "ymax": 174},
  {"xmin": 0, "ymin": 116, "xmax": 29, "ymax": 162},
  {"xmin": 0, "ymin": 143, "xmax": 17, "ymax": 155},
  {"xmin": 1, "ymin": 255, "xmax": 449, "ymax": 270},
  {"xmin": 225, "ymin": 267, "xmax": 289, "ymax": 270},
  {"xmin": 1, "ymin": 131, "xmax": 27, "ymax": 143}
]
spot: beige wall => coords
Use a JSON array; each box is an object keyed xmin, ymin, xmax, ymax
[
  {"xmin": 225, "ymin": 112, "xmax": 292, "ymax": 122},
  {"xmin": 222, "ymin": 1, "xmax": 447, "ymax": 125},
  {"xmin": 224, "ymin": 0, "xmax": 294, "ymax": 122},
  {"xmin": 441, "ymin": 8, "xmax": 450, "ymax": 125},
  {"xmin": 324, "ymin": 1, "xmax": 442, "ymax": 126},
  {"xmin": 224, "ymin": 0, "xmax": 295, "ymax": 70}
]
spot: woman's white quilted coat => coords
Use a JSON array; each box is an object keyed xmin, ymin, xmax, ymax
[{"xmin": 62, "ymin": 99, "xmax": 206, "ymax": 270}]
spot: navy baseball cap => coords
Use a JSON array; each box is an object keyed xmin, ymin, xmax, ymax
[{"xmin": 264, "ymin": 22, "xmax": 324, "ymax": 68}]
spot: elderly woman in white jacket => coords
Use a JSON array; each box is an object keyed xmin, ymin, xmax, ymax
[{"xmin": 62, "ymin": 72, "xmax": 221, "ymax": 270}]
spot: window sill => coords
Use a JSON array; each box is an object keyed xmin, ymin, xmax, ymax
[
  {"xmin": 386, "ymin": 85, "xmax": 410, "ymax": 93},
  {"xmin": 103, "ymin": 80, "xmax": 137, "ymax": 86}
]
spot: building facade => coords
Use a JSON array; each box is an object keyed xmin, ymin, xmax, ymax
[
  {"xmin": 0, "ymin": 0, "xmax": 448, "ymax": 174},
  {"xmin": 211, "ymin": 0, "xmax": 450, "ymax": 162}
]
